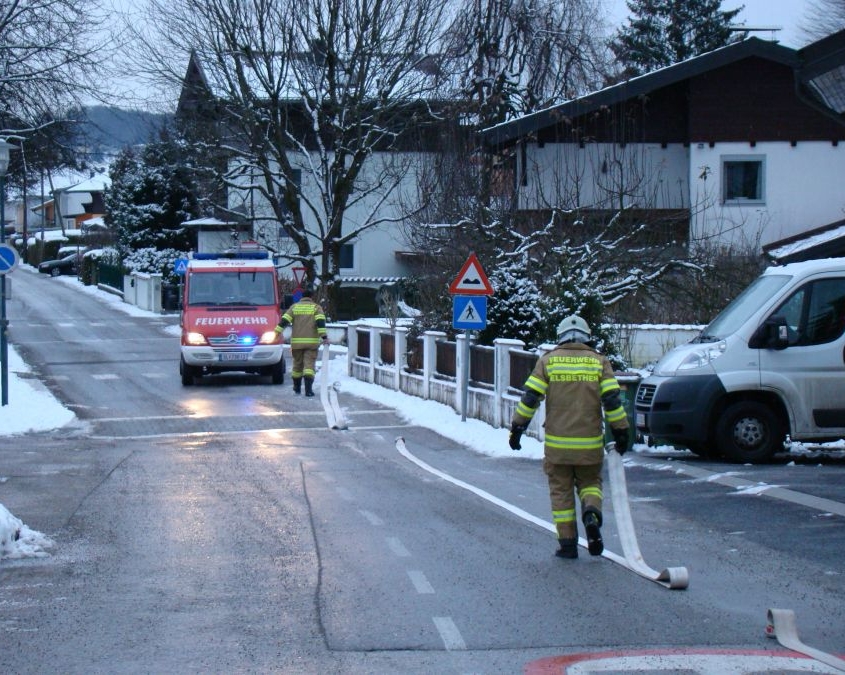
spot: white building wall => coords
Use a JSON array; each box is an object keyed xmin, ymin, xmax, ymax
[
  {"xmin": 520, "ymin": 142, "xmax": 689, "ymax": 210},
  {"xmin": 689, "ymin": 141, "xmax": 845, "ymax": 251},
  {"xmin": 231, "ymin": 151, "xmax": 428, "ymax": 281},
  {"xmin": 520, "ymin": 140, "xmax": 845, "ymax": 254}
]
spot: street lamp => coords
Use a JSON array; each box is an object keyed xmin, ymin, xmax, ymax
[{"xmin": 0, "ymin": 138, "xmax": 19, "ymax": 406}]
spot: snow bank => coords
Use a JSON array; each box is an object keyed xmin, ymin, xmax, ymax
[{"xmin": 0, "ymin": 503, "xmax": 53, "ymax": 559}]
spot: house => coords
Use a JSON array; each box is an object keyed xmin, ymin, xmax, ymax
[
  {"xmin": 481, "ymin": 30, "xmax": 845, "ymax": 256},
  {"xmin": 176, "ymin": 51, "xmax": 457, "ymax": 319},
  {"xmin": 53, "ymin": 171, "xmax": 112, "ymax": 230}
]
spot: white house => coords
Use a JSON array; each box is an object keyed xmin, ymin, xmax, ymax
[
  {"xmin": 481, "ymin": 30, "xmax": 845, "ymax": 256},
  {"xmin": 176, "ymin": 51, "xmax": 447, "ymax": 319}
]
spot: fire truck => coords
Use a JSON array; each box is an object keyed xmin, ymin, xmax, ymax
[{"xmin": 179, "ymin": 249, "xmax": 286, "ymax": 386}]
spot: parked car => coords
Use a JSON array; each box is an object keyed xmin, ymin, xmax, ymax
[{"xmin": 38, "ymin": 252, "xmax": 82, "ymax": 277}]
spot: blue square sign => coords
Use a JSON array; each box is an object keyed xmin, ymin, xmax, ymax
[{"xmin": 453, "ymin": 295, "xmax": 487, "ymax": 330}]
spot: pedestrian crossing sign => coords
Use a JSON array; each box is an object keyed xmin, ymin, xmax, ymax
[
  {"xmin": 174, "ymin": 258, "xmax": 189, "ymax": 276},
  {"xmin": 449, "ymin": 252, "xmax": 493, "ymax": 296},
  {"xmin": 453, "ymin": 295, "xmax": 487, "ymax": 330}
]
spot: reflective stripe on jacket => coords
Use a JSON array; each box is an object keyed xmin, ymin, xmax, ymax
[
  {"xmin": 277, "ymin": 298, "xmax": 327, "ymax": 348},
  {"xmin": 512, "ymin": 342, "xmax": 628, "ymax": 465}
]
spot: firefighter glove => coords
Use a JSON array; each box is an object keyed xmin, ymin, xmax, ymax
[
  {"xmin": 612, "ymin": 428, "xmax": 630, "ymax": 455},
  {"xmin": 509, "ymin": 424, "xmax": 527, "ymax": 451}
]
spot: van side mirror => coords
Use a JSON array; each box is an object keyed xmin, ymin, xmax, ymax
[{"xmin": 750, "ymin": 314, "xmax": 789, "ymax": 350}]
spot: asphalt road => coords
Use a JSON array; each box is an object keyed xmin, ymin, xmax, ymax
[{"xmin": 1, "ymin": 269, "xmax": 843, "ymax": 674}]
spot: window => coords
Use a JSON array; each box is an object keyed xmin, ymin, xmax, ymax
[
  {"xmin": 722, "ymin": 157, "xmax": 764, "ymax": 203},
  {"xmin": 339, "ymin": 243, "xmax": 354, "ymax": 269},
  {"xmin": 771, "ymin": 278, "xmax": 845, "ymax": 346}
]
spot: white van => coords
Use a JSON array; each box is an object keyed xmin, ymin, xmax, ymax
[{"xmin": 635, "ymin": 257, "xmax": 845, "ymax": 462}]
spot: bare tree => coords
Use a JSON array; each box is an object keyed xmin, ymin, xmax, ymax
[
  {"xmin": 800, "ymin": 0, "xmax": 845, "ymax": 41},
  {"xmin": 128, "ymin": 0, "xmax": 450, "ymax": 316},
  {"xmin": 0, "ymin": 0, "xmax": 112, "ymax": 136}
]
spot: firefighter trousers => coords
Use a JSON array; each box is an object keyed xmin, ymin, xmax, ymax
[
  {"xmin": 543, "ymin": 458, "xmax": 603, "ymax": 540},
  {"xmin": 291, "ymin": 346, "xmax": 319, "ymax": 379}
]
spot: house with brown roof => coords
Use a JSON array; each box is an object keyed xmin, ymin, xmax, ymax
[{"xmin": 481, "ymin": 29, "xmax": 845, "ymax": 257}]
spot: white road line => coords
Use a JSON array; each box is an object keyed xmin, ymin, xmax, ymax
[
  {"xmin": 407, "ymin": 570, "xmax": 435, "ymax": 594},
  {"xmin": 642, "ymin": 457, "xmax": 845, "ymax": 517},
  {"xmin": 432, "ymin": 616, "xmax": 466, "ymax": 651},
  {"xmin": 91, "ymin": 374, "xmax": 119, "ymax": 380},
  {"xmin": 90, "ymin": 411, "xmax": 359, "ymax": 423},
  {"xmin": 360, "ymin": 510, "xmax": 384, "ymax": 526},
  {"xmin": 386, "ymin": 537, "xmax": 411, "ymax": 557}
]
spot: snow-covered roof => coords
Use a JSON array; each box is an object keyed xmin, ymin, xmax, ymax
[
  {"xmin": 182, "ymin": 217, "xmax": 240, "ymax": 228},
  {"xmin": 341, "ymin": 276, "xmax": 405, "ymax": 284},
  {"xmin": 764, "ymin": 219, "xmax": 845, "ymax": 263},
  {"xmin": 63, "ymin": 173, "xmax": 111, "ymax": 193}
]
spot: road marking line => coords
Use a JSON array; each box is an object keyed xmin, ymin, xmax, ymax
[
  {"xmin": 432, "ymin": 616, "xmax": 466, "ymax": 651},
  {"xmin": 360, "ymin": 510, "xmax": 383, "ymax": 526},
  {"xmin": 407, "ymin": 570, "xmax": 435, "ymax": 594},
  {"xmin": 91, "ymin": 374, "xmax": 119, "ymax": 380},
  {"xmin": 386, "ymin": 537, "xmax": 411, "ymax": 557},
  {"xmin": 641, "ymin": 457, "xmax": 845, "ymax": 517}
]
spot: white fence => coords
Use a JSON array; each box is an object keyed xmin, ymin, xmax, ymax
[{"xmin": 344, "ymin": 323, "xmax": 652, "ymax": 442}]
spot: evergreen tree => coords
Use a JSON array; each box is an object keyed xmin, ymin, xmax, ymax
[
  {"xmin": 611, "ymin": 0, "xmax": 745, "ymax": 78},
  {"xmin": 105, "ymin": 132, "xmax": 200, "ymax": 258},
  {"xmin": 478, "ymin": 258, "xmax": 546, "ymax": 349}
]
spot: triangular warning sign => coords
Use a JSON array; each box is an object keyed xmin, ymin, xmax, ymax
[{"xmin": 449, "ymin": 252, "xmax": 493, "ymax": 295}]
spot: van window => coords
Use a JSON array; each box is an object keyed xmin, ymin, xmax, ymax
[
  {"xmin": 771, "ymin": 278, "xmax": 845, "ymax": 346},
  {"xmin": 702, "ymin": 274, "xmax": 791, "ymax": 340}
]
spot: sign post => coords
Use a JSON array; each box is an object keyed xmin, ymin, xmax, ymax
[{"xmin": 449, "ymin": 252, "xmax": 493, "ymax": 421}]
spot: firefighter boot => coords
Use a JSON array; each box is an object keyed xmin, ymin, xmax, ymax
[
  {"xmin": 292, "ymin": 377, "xmax": 302, "ymax": 395},
  {"xmin": 304, "ymin": 377, "xmax": 315, "ymax": 397},
  {"xmin": 555, "ymin": 538, "xmax": 578, "ymax": 559},
  {"xmin": 583, "ymin": 507, "xmax": 603, "ymax": 556}
]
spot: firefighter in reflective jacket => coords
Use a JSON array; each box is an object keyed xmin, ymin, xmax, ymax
[
  {"xmin": 509, "ymin": 315, "xmax": 630, "ymax": 559},
  {"xmin": 275, "ymin": 283, "xmax": 328, "ymax": 397}
]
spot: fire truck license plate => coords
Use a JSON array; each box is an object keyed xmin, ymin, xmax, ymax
[{"xmin": 220, "ymin": 353, "xmax": 249, "ymax": 361}]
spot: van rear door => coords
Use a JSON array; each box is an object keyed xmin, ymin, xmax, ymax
[{"xmin": 758, "ymin": 274, "xmax": 845, "ymax": 438}]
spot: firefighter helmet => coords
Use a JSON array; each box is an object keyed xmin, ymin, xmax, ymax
[{"xmin": 557, "ymin": 315, "xmax": 591, "ymax": 343}]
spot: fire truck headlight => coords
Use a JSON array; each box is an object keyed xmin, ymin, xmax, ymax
[
  {"xmin": 258, "ymin": 331, "xmax": 278, "ymax": 345},
  {"xmin": 185, "ymin": 332, "xmax": 208, "ymax": 346}
]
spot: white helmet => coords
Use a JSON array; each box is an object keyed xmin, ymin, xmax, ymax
[{"xmin": 557, "ymin": 314, "xmax": 591, "ymax": 343}]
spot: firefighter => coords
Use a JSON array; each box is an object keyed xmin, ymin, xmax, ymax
[
  {"xmin": 275, "ymin": 283, "xmax": 328, "ymax": 396},
  {"xmin": 508, "ymin": 315, "xmax": 629, "ymax": 559}
]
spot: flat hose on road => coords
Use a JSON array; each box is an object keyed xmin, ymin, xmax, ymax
[{"xmin": 606, "ymin": 446, "xmax": 689, "ymax": 590}]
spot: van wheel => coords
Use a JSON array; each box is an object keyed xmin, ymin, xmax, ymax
[
  {"xmin": 180, "ymin": 358, "xmax": 196, "ymax": 386},
  {"xmin": 715, "ymin": 401, "xmax": 784, "ymax": 463},
  {"xmin": 270, "ymin": 361, "xmax": 285, "ymax": 385}
]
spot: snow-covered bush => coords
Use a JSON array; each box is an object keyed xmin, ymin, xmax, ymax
[{"xmin": 123, "ymin": 247, "xmax": 184, "ymax": 284}]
